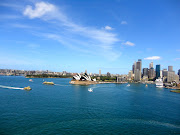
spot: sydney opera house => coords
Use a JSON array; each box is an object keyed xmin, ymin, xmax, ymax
[{"xmin": 72, "ymin": 73, "xmax": 96, "ymax": 82}]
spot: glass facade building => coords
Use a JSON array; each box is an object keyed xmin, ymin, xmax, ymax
[{"xmin": 156, "ymin": 65, "xmax": 161, "ymax": 79}]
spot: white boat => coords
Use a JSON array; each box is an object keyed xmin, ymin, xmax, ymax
[
  {"xmin": 29, "ymin": 79, "xmax": 33, "ymax": 82},
  {"xmin": 88, "ymin": 88, "xmax": 93, "ymax": 92},
  {"xmin": 127, "ymin": 84, "xmax": 130, "ymax": 87},
  {"xmin": 155, "ymin": 79, "xmax": 163, "ymax": 88}
]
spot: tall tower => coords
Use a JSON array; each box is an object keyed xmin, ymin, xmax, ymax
[
  {"xmin": 85, "ymin": 69, "xmax": 87, "ymax": 74},
  {"xmin": 99, "ymin": 69, "xmax": 101, "ymax": 76},
  {"xmin": 132, "ymin": 61, "xmax": 136, "ymax": 74},
  {"xmin": 149, "ymin": 62, "xmax": 153, "ymax": 69},
  {"xmin": 168, "ymin": 66, "xmax": 173, "ymax": 72},
  {"xmin": 156, "ymin": 64, "xmax": 161, "ymax": 79},
  {"xmin": 178, "ymin": 69, "xmax": 180, "ymax": 78},
  {"xmin": 134, "ymin": 59, "xmax": 142, "ymax": 81}
]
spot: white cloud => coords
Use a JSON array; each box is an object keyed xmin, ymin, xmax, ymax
[
  {"xmin": 122, "ymin": 41, "xmax": 135, "ymax": 46},
  {"xmin": 104, "ymin": 26, "xmax": 113, "ymax": 30},
  {"xmin": 121, "ymin": 21, "xmax": 127, "ymax": 25},
  {"xmin": 144, "ymin": 56, "xmax": 161, "ymax": 60},
  {"xmin": 23, "ymin": 1, "xmax": 120, "ymax": 60},
  {"xmin": 23, "ymin": 2, "xmax": 56, "ymax": 19}
]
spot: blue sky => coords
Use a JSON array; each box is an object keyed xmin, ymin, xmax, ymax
[{"xmin": 0, "ymin": 0, "xmax": 179, "ymax": 74}]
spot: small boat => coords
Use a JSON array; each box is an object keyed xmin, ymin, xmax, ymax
[
  {"xmin": 146, "ymin": 84, "xmax": 148, "ymax": 87},
  {"xmin": 127, "ymin": 84, "xmax": 130, "ymax": 87},
  {"xmin": 43, "ymin": 81, "xmax": 54, "ymax": 85},
  {"xmin": 88, "ymin": 88, "xmax": 93, "ymax": 92},
  {"xmin": 29, "ymin": 79, "xmax": 33, "ymax": 82},
  {"xmin": 24, "ymin": 86, "xmax": 32, "ymax": 90}
]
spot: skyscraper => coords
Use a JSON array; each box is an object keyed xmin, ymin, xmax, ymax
[
  {"xmin": 178, "ymin": 69, "xmax": 180, "ymax": 79},
  {"xmin": 149, "ymin": 68, "xmax": 155, "ymax": 80},
  {"xmin": 134, "ymin": 59, "xmax": 142, "ymax": 81},
  {"xmin": 162, "ymin": 69, "xmax": 168, "ymax": 77},
  {"xmin": 143, "ymin": 68, "xmax": 148, "ymax": 77},
  {"xmin": 85, "ymin": 69, "xmax": 87, "ymax": 74},
  {"xmin": 167, "ymin": 71, "xmax": 175, "ymax": 82},
  {"xmin": 156, "ymin": 64, "xmax": 161, "ymax": 79},
  {"xmin": 132, "ymin": 64, "xmax": 135, "ymax": 74},
  {"xmin": 99, "ymin": 69, "xmax": 101, "ymax": 76},
  {"xmin": 168, "ymin": 66, "xmax": 173, "ymax": 72},
  {"xmin": 149, "ymin": 62, "xmax": 153, "ymax": 69}
]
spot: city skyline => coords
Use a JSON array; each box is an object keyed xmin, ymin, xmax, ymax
[{"xmin": 0, "ymin": 0, "xmax": 180, "ymax": 74}]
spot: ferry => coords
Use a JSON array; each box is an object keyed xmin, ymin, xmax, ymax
[
  {"xmin": 88, "ymin": 88, "xmax": 93, "ymax": 92},
  {"xmin": 24, "ymin": 86, "xmax": 32, "ymax": 90},
  {"xmin": 155, "ymin": 79, "xmax": 163, "ymax": 88},
  {"xmin": 43, "ymin": 81, "xmax": 54, "ymax": 85}
]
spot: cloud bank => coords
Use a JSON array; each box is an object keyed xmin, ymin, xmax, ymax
[
  {"xmin": 122, "ymin": 41, "xmax": 135, "ymax": 46},
  {"xmin": 23, "ymin": 1, "xmax": 120, "ymax": 60},
  {"xmin": 144, "ymin": 56, "xmax": 161, "ymax": 60}
]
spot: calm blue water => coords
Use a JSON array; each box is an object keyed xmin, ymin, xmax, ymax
[{"xmin": 0, "ymin": 76, "xmax": 180, "ymax": 135}]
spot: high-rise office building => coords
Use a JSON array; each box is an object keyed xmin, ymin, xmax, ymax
[
  {"xmin": 85, "ymin": 69, "xmax": 87, "ymax": 74},
  {"xmin": 156, "ymin": 64, "xmax": 161, "ymax": 79},
  {"xmin": 134, "ymin": 69, "xmax": 140, "ymax": 81},
  {"xmin": 178, "ymin": 69, "xmax": 180, "ymax": 79},
  {"xmin": 162, "ymin": 69, "xmax": 168, "ymax": 77},
  {"xmin": 149, "ymin": 68, "xmax": 155, "ymax": 79},
  {"xmin": 168, "ymin": 66, "xmax": 173, "ymax": 72},
  {"xmin": 134, "ymin": 59, "xmax": 142, "ymax": 81},
  {"xmin": 149, "ymin": 62, "xmax": 153, "ymax": 69},
  {"xmin": 167, "ymin": 71, "xmax": 175, "ymax": 82},
  {"xmin": 175, "ymin": 75, "xmax": 179, "ymax": 83},
  {"xmin": 132, "ymin": 63, "xmax": 135, "ymax": 74},
  {"xmin": 99, "ymin": 69, "xmax": 101, "ymax": 76},
  {"xmin": 143, "ymin": 68, "xmax": 148, "ymax": 77}
]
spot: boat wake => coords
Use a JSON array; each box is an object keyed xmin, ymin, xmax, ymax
[
  {"xmin": 54, "ymin": 84, "xmax": 70, "ymax": 86},
  {"xmin": 0, "ymin": 85, "xmax": 24, "ymax": 90}
]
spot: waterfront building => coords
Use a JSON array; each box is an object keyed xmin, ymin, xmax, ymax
[
  {"xmin": 168, "ymin": 66, "xmax": 173, "ymax": 72},
  {"xmin": 156, "ymin": 64, "xmax": 161, "ymax": 79},
  {"xmin": 143, "ymin": 68, "xmax": 148, "ymax": 77},
  {"xmin": 99, "ymin": 69, "xmax": 101, "ymax": 76},
  {"xmin": 178, "ymin": 69, "xmax": 180, "ymax": 79},
  {"xmin": 175, "ymin": 75, "xmax": 179, "ymax": 83},
  {"xmin": 142, "ymin": 75, "xmax": 148, "ymax": 81},
  {"xmin": 149, "ymin": 62, "xmax": 153, "ymax": 69},
  {"xmin": 117, "ymin": 76, "xmax": 127, "ymax": 82},
  {"xmin": 73, "ymin": 73, "xmax": 95, "ymax": 81},
  {"xmin": 167, "ymin": 71, "xmax": 175, "ymax": 83}
]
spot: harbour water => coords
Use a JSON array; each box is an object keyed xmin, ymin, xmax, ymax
[{"xmin": 0, "ymin": 76, "xmax": 180, "ymax": 134}]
